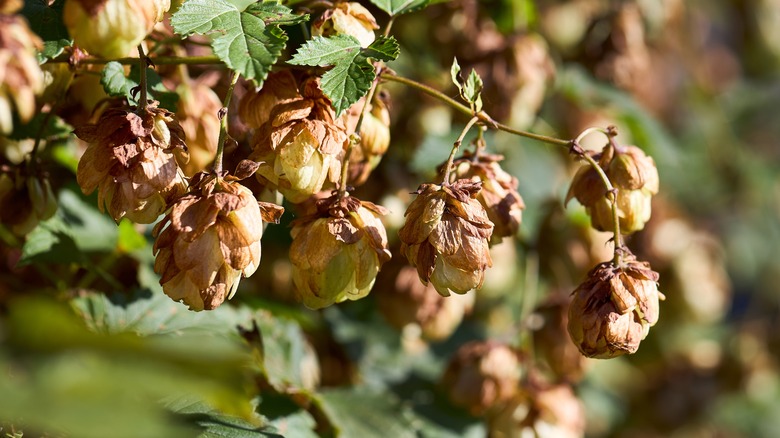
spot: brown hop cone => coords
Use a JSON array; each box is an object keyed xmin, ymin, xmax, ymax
[
  {"xmin": 567, "ymin": 252, "xmax": 663, "ymax": 359},
  {"xmin": 399, "ymin": 180, "xmax": 494, "ymax": 296},
  {"xmin": 64, "ymin": 0, "xmax": 170, "ymax": 58},
  {"xmin": 377, "ymin": 264, "xmax": 475, "ymax": 341},
  {"xmin": 238, "ymin": 70, "xmax": 301, "ymax": 130},
  {"xmin": 0, "ymin": 164, "xmax": 57, "ymax": 236},
  {"xmin": 153, "ymin": 161, "xmax": 284, "ymax": 311},
  {"xmin": 452, "ymin": 152, "xmax": 524, "ymax": 244},
  {"xmin": 311, "ymin": 2, "xmax": 379, "ymax": 48},
  {"xmin": 289, "ymin": 193, "xmax": 391, "ymax": 309},
  {"xmin": 566, "ymin": 143, "xmax": 659, "ymax": 233},
  {"xmin": 441, "ymin": 341, "xmax": 522, "ymax": 416},
  {"xmin": 75, "ymin": 101, "xmax": 188, "ymax": 223},
  {"xmin": 247, "ymin": 75, "xmax": 347, "ymax": 203},
  {"xmin": 343, "ymin": 95, "xmax": 391, "ymax": 186},
  {"xmin": 176, "ymin": 76, "xmax": 221, "ymax": 176},
  {"xmin": 0, "ymin": 13, "xmax": 44, "ymax": 134}
]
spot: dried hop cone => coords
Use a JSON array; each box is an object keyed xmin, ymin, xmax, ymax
[
  {"xmin": 0, "ymin": 165, "xmax": 57, "ymax": 236},
  {"xmin": 245, "ymin": 73, "xmax": 348, "ymax": 203},
  {"xmin": 311, "ymin": 2, "xmax": 379, "ymax": 48},
  {"xmin": 567, "ymin": 143, "xmax": 659, "ymax": 233},
  {"xmin": 75, "ymin": 101, "xmax": 188, "ymax": 223},
  {"xmin": 567, "ymin": 252, "xmax": 663, "ymax": 358},
  {"xmin": 289, "ymin": 193, "xmax": 391, "ymax": 309},
  {"xmin": 441, "ymin": 341, "xmax": 522, "ymax": 416},
  {"xmin": 153, "ymin": 161, "xmax": 284, "ymax": 311},
  {"xmin": 0, "ymin": 13, "xmax": 44, "ymax": 134},
  {"xmin": 453, "ymin": 152, "xmax": 524, "ymax": 244},
  {"xmin": 399, "ymin": 180, "xmax": 494, "ymax": 296},
  {"xmin": 64, "ymin": 0, "xmax": 170, "ymax": 58}
]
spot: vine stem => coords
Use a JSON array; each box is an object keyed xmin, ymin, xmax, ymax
[
  {"xmin": 442, "ymin": 116, "xmax": 479, "ymax": 184},
  {"xmin": 380, "ymin": 72, "xmax": 570, "ymax": 147},
  {"xmin": 574, "ymin": 141, "xmax": 623, "ymax": 264},
  {"xmin": 137, "ymin": 45, "xmax": 148, "ymax": 111},
  {"xmin": 213, "ymin": 71, "xmax": 240, "ymax": 175},
  {"xmin": 52, "ymin": 54, "xmax": 224, "ymax": 66}
]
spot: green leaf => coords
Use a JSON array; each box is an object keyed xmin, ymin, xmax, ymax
[
  {"xmin": 117, "ymin": 219, "xmax": 148, "ymax": 253},
  {"xmin": 362, "ymin": 36, "xmax": 401, "ymax": 62},
  {"xmin": 171, "ymin": 0, "xmax": 307, "ymax": 85},
  {"xmin": 315, "ymin": 387, "xmax": 417, "ymax": 438},
  {"xmin": 450, "ymin": 58, "xmax": 462, "ymax": 94},
  {"xmin": 449, "ymin": 58, "xmax": 483, "ymax": 111},
  {"xmin": 101, "ymin": 62, "xmax": 130, "ymax": 96},
  {"xmin": 18, "ymin": 215, "xmax": 84, "ymax": 266},
  {"xmin": 463, "ymin": 69, "xmax": 484, "ymax": 112},
  {"xmin": 72, "ymin": 288, "xmax": 252, "ymax": 337},
  {"xmin": 21, "ymin": 0, "xmax": 71, "ymax": 62},
  {"xmin": 290, "ymin": 36, "xmax": 399, "ymax": 115},
  {"xmin": 290, "ymin": 34, "xmax": 362, "ymax": 66},
  {"xmin": 369, "ymin": 0, "xmax": 431, "ymax": 16},
  {"xmin": 101, "ymin": 62, "xmax": 179, "ymax": 110},
  {"xmin": 8, "ymin": 111, "xmax": 72, "ymax": 141},
  {"xmin": 251, "ymin": 311, "xmax": 318, "ymax": 392},
  {"xmin": 165, "ymin": 397, "xmax": 283, "ymax": 438},
  {"xmin": 0, "ymin": 297, "xmax": 256, "ymax": 437}
]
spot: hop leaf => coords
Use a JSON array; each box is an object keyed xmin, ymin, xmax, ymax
[
  {"xmin": 450, "ymin": 57, "xmax": 484, "ymax": 112},
  {"xmin": 369, "ymin": 0, "xmax": 432, "ymax": 16},
  {"xmin": 290, "ymin": 35, "xmax": 400, "ymax": 116},
  {"xmin": 171, "ymin": 0, "xmax": 308, "ymax": 85}
]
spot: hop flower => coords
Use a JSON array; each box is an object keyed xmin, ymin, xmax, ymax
[
  {"xmin": 0, "ymin": 164, "xmax": 57, "ymax": 236},
  {"xmin": 567, "ymin": 251, "xmax": 663, "ymax": 358},
  {"xmin": 398, "ymin": 180, "xmax": 494, "ymax": 296},
  {"xmin": 289, "ymin": 193, "xmax": 391, "ymax": 309},
  {"xmin": 567, "ymin": 143, "xmax": 659, "ymax": 233},
  {"xmin": 153, "ymin": 162, "xmax": 284, "ymax": 311},
  {"xmin": 64, "ymin": 0, "xmax": 170, "ymax": 58},
  {"xmin": 239, "ymin": 70, "xmax": 302, "ymax": 130},
  {"xmin": 441, "ymin": 341, "xmax": 522, "ymax": 416},
  {"xmin": 0, "ymin": 13, "xmax": 44, "ymax": 134},
  {"xmin": 247, "ymin": 75, "xmax": 347, "ymax": 203},
  {"xmin": 452, "ymin": 152, "xmax": 524, "ymax": 244},
  {"xmin": 311, "ymin": 2, "xmax": 379, "ymax": 48},
  {"xmin": 176, "ymin": 77, "xmax": 222, "ymax": 176},
  {"xmin": 74, "ymin": 101, "xmax": 188, "ymax": 223},
  {"xmin": 343, "ymin": 95, "xmax": 391, "ymax": 186},
  {"xmin": 377, "ymin": 264, "xmax": 475, "ymax": 341}
]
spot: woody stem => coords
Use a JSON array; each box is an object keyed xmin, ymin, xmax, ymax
[
  {"xmin": 213, "ymin": 71, "xmax": 240, "ymax": 175},
  {"xmin": 442, "ymin": 116, "xmax": 479, "ymax": 184}
]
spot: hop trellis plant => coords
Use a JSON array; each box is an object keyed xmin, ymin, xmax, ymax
[{"xmin": 0, "ymin": 0, "xmax": 671, "ymax": 435}]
